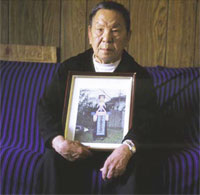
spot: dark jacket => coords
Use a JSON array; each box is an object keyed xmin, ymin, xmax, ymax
[{"xmin": 38, "ymin": 48, "xmax": 159, "ymax": 151}]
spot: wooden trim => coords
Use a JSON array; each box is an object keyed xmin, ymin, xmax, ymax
[{"xmin": 0, "ymin": 44, "xmax": 57, "ymax": 63}]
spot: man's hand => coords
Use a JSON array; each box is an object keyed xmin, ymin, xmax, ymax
[
  {"xmin": 52, "ymin": 135, "xmax": 92, "ymax": 161},
  {"xmin": 100, "ymin": 144, "xmax": 133, "ymax": 180}
]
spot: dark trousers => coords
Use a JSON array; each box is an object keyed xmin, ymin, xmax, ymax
[{"xmin": 34, "ymin": 148, "xmax": 166, "ymax": 194}]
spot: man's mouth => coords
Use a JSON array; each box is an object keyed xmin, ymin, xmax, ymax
[{"xmin": 100, "ymin": 48, "xmax": 113, "ymax": 52}]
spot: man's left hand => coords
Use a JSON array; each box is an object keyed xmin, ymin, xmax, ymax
[{"xmin": 100, "ymin": 144, "xmax": 133, "ymax": 180}]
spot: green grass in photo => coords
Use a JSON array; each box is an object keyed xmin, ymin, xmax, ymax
[{"xmin": 75, "ymin": 128, "xmax": 123, "ymax": 144}]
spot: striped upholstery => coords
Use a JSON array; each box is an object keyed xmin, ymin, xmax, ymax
[
  {"xmin": 0, "ymin": 61, "xmax": 199, "ymax": 194},
  {"xmin": 147, "ymin": 66, "xmax": 200, "ymax": 194},
  {"xmin": 0, "ymin": 61, "xmax": 60, "ymax": 194}
]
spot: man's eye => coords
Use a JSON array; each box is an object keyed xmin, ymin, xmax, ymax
[
  {"xmin": 96, "ymin": 28, "xmax": 103, "ymax": 32},
  {"xmin": 112, "ymin": 29, "xmax": 120, "ymax": 33}
]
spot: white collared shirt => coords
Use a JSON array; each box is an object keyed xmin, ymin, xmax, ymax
[{"xmin": 93, "ymin": 55, "xmax": 121, "ymax": 72}]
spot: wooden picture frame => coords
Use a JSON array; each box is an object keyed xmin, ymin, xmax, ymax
[{"xmin": 62, "ymin": 71, "xmax": 136, "ymax": 151}]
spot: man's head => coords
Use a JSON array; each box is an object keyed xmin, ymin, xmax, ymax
[{"xmin": 88, "ymin": 1, "xmax": 131, "ymax": 64}]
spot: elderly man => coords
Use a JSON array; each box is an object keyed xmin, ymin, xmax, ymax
[{"xmin": 35, "ymin": 1, "xmax": 165, "ymax": 194}]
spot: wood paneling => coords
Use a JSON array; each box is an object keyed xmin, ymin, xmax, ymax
[
  {"xmin": 129, "ymin": 0, "xmax": 168, "ymax": 66},
  {"xmin": 43, "ymin": 0, "xmax": 61, "ymax": 46},
  {"xmin": 0, "ymin": 44, "xmax": 57, "ymax": 63},
  {"xmin": 61, "ymin": 0, "xmax": 86, "ymax": 61},
  {"xmin": 0, "ymin": 0, "xmax": 199, "ymax": 66},
  {"xmin": 194, "ymin": 0, "xmax": 200, "ymax": 66},
  {"xmin": 166, "ymin": 0, "xmax": 197, "ymax": 67},
  {"xmin": 0, "ymin": 0, "xmax": 9, "ymax": 43},
  {"xmin": 9, "ymin": 0, "xmax": 43, "ymax": 45},
  {"xmin": 86, "ymin": 0, "xmax": 102, "ymax": 50}
]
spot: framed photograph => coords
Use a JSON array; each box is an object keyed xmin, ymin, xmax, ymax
[{"xmin": 62, "ymin": 72, "xmax": 136, "ymax": 151}]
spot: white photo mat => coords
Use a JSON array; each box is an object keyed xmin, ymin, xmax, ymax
[{"xmin": 64, "ymin": 74, "xmax": 135, "ymax": 150}]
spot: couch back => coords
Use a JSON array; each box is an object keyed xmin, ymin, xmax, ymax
[{"xmin": 147, "ymin": 66, "xmax": 199, "ymax": 147}]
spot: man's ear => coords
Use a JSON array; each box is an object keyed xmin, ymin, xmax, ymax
[{"xmin": 88, "ymin": 25, "xmax": 92, "ymax": 45}]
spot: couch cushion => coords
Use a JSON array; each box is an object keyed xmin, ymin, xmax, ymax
[
  {"xmin": 166, "ymin": 146, "xmax": 199, "ymax": 194},
  {"xmin": 0, "ymin": 60, "xmax": 60, "ymax": 194}
]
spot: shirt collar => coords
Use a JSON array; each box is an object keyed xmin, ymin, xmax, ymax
[{"xmin": 93, "ymin": 54, "xmax": 121, "ymax": 72}]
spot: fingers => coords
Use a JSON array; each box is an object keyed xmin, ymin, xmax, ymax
[
  {"xmin": 106, "ymin": 165, "xmax": 115, "ymax": 179},
  {"xmin": 100, "ymin": 163, "xmax": 108, "ymax": 180},
  {"xmin": 53, "ymin": 138, "xmax": 92, "ymax": 161},
  {"xmin": 75, "ymin": 143, "xmax": 92, "ymax": 158},
  {"xmin": 62, "ymin": 147, "xmax": 88, "ymax": 161},
  {"xmin": 71, "ymin": 143, "xmax": 92, "ymax": 160},
  {"xmin": 62, "ymin": 153, "xmax": 76, "ymax": 162},
  {"xmin": 101, "ymin": 157, "xmax": 117, "ymax": 180},
  {"xmin": 100, "ymin": 145, "xmax": 132, "ymax": 180},
  {"xmin": 101, "ymin": 164, "xmax": 124, "ymax": 180}
]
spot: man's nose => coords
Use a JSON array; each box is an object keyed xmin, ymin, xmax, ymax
[{"xmin": 102, "ymin": 30, "xmax": 113, "ymax": 43}]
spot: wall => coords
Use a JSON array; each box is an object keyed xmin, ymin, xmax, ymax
[{"xmin": 0, "ymin": 0, "xmax": 199, "ymax": 67}]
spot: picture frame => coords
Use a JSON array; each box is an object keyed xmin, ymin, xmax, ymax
[{"xmin": 62, "ymin": 71, "xmax": 136, "ymax": 151}]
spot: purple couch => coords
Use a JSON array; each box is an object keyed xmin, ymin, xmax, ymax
[{"xmin": 0, "ymin": 60, "xmax": 199, "ymax": 194}]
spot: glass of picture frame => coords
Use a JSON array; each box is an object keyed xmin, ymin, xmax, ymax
[{"xmin": 62, "ymin": 71, "xmax": 136, "ymax": 151}]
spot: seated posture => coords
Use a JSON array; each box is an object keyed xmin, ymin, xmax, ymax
[{"xmin": 35, "ymin": 1, "xmax": 166, "ymax": 194}]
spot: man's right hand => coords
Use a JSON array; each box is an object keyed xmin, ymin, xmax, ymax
[{"xmin": 52, "ymin": 135, "xmax": 92, "ymax": 161}]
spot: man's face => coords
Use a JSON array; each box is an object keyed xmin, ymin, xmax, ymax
[{"xmin": 88, "ymin": 9, "xmax": 131, "ymax": 64}]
